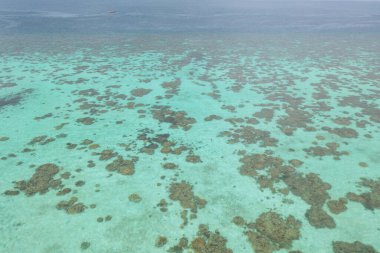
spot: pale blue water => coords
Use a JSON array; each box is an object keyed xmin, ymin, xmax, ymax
[{"xmin": 1, "ymin": 1, "xmax": 380, "ymax": 253}]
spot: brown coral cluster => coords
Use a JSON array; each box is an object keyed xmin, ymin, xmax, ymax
[
  {"xmin": 76, "ymin": 117, "xmax": 95, "ymax": 125},
  {"xmin": 239, "ymin": 153, "xmax": 336, "ymax": 228},
  {"xmin": 161, "ymin": 78, "xmax": 181, "ymax": 98},
  {"xmin": 151, "ymin": 105, "xmax": 196, "ymax": 131},
  {"xmin": 169, "ymin": 181, "xmax": 207, "ymax": 211},
  {"xmin": 219, "ymin": 126, "xmax": 278, "ymax": 147},
  {"xmin": 167, "ymin": 225, "xmax": 233, "ymax": 253},
  {"xmin": 346, "ymin": 178, "xmax": 380, "ymax": 210},
  {"xmin": 169, "ymin": 181, "xmax": 207, "ymax": 228},
  {"xmin": 244, "ymin": 211, "xmax": 302, "ymax": 253},
  {"xmin": 12, "ymin": 163, "xmax": 62, "ymax": 196},
  {"xmin": 304, "ymin": 142, "xmax": 349, "ymax": 159},
  {"xmin": 56, "ymin": 196, "xmax": 86, "ymax": 214},
  {"xmin": 106, "ymin": 156, "xmax": 137, "ymax": 175},
  {"xmin": 131, "ymin": 88, "xmax": 152, "ymax": 97},
  {"xmin": 276, "ymin": 108, "xmax": 313, "ymax": 135},
  {"xmin": 322, "ymin": 127, "xmax": 358, "ymax": 138},
  {"xmin": 332, "ymin": 241, "xmax": 379, "ymax": 253}
]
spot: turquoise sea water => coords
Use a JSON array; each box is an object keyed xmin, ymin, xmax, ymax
[{"xmin": 1, "ymin": 2, "xmax": 380, "ymax": 253}]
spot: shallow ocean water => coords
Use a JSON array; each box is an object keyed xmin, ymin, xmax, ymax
[{"xmin": 1, "ymin": 2, "xmax": 380, "ymax": 253}]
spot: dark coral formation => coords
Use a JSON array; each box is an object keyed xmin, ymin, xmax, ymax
[
  {"xmin": 162, "ymin": 162, "xmax": 178, "ymax": 170},
  {"xmin": 168, "ymin": 237, "xmax": 189, "ymax": 253},
  {"xmin": 156, "ymin": 199, "xmax": 168, "ymax": 212},
  {"xmin": 304, "ymin": 142, "xmax": 349, "ymax": 159},
  {"xmin": 283, "ymin": 172, "xmax": 336, "ymax": 228},
  {"xmin": 97, "ymin": 149, "xmax": 118, "ymax": 160},
  {"xmin": 219, "ymin": 126, "xmax": 278, "ymax": 147},
  {"xmin": 155, "ymin": 236, "xmax": 168, "ymax": 248},
  {"xmin": 276, "ymin": 108, "xmax": 312, "ymax": 135},
  {"xmin": 28, "ymin": 135, "xmax": 56, "ymax": 145},
  {"xmin": 137, "ymin": 131, "xmax": 189, "ymax": 156},
  {"xmin": 128, "ymin": 193, "xmax": 142, "ymax": 203},
  {"xmin": 56, "ymin": 188, "xmax": 71, "ymax": 196},
  {"xmin": 283, "ymin": 173, "xmax": 331, "ymax": 207},
  {"xmin": 3, "ymin": 190, "xmax": 20, "ymax": 196},
  {"xmin": 186, "ymin": 155, "xmax": 202, "ymax": 163},
  {"xmin": 80, "ymin": 241, "xmax": 91, "ymax": 250},
  {"xmin": 34, "ymin": 113, "xmax": 53, "ymax": 120},
  {"xmin": 13, "ymin": 163, "xmax": 61, "ymax": 196},
  {"xmin": 190, "ymin": 224, "xmax": 233, "ymax": 253},
  {"xmin": 244, "ymin": 212, "xmax": 301, "ymax": 253},
  {"xmin": 56, "ymin": 197, "xmax": 86, "ymax": 214},
  {"xmin": 322, "ymin": 127, "xmax": 358, "ymax": 138},
  {"xmin": 332, "ymin": 241, "xmax": 379, "ymax": 253},
  {"xmin": 168, "ymin": 225, "xmax": 233, "ymax": 253},
  {"xmin": 106, "ymin": 156, "xmax": 137, "ymax": 176},
  {"xmin": 253, "ymin": 108, "xmax": 275, "ymax": 122},
  {"xmin": 239, "ymin": 153, "xmax": 292, "ymax": 192},
  {"xmin": 76, "ymin": 117, "xmax": 95, "ymax": 125},
  {"xmin": 169, "ymin": 181, "xmax": 207, "ymax": 227},
  {"xmin": 239, "ymin": 153, "xmax": 335, "ymax": 228},
  {"xmin": 232, "ymin": 216, "xmax": 246, "ymax": 226},
  {"xmin": 333, "ymin": 117, "xmax": 352, "ymax": 126},
  {"xmin": 204, "ymin": 114, "xmax": 222, "ymax": 121},
  {"xmin": 327, "ymin": 198, "xmax": 348, "ymax": 214},
  {"xmin": 161, "ymin": 78, "xmax": 181, "ymax": 98},
  {"xmin": 0, "ymin": 82, "xmax": 17, "ymax": 89},
  {"xmin": 346, "ymin": 178, "xmax": 380, "ymax": 210},
  {"xmin": 72, "ymin": 85, "xmax": 130, "ymax": 116},
  {"xmin": 151, "ymin": 105, "xmax": 196, "ymax": 131},
  {"xmin": 305, "ymin": 206, "xmax": 336, "ymax": 229},
  {"xmin": 0, "ymin": 88, "xmax": 33, "ymax": 109},
  {"xmin": 131, "ymin": 88, "xmax": 152, "ymax": 97},
  {"xmin": 169, "ymin": 181, "xmax": 207, "ymax": 211},
  {"xmin": 0, "ymin": 136, "xmax": 9, "ymax": 141}
]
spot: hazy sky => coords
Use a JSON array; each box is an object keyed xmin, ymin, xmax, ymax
[
  {"xmin": 2, "ymin": 0, "xmax": 380, "ymax": 12},
  {"xmin": 1, "ymin": 0, "xmax": 379, "ymax": 33}
]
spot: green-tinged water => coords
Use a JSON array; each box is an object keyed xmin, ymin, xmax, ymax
[{"xmin": 0, "ymin": 33, "xmax": 380, "ymax": 253}]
